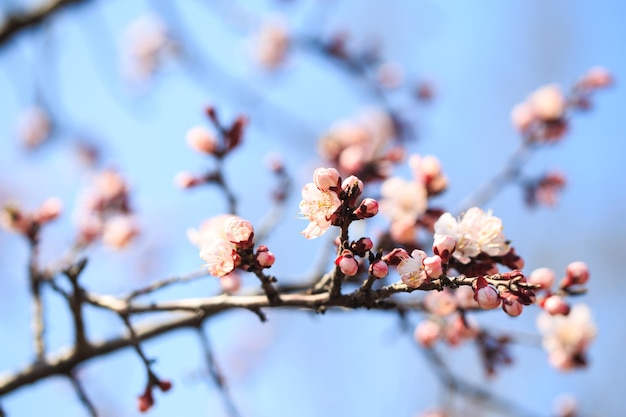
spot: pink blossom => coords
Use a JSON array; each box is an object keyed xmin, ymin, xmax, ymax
[
  {"xmin": 423, "ymin": 255, "xmax": 443, "ymax": 278},
  {"xmin": 528, "ymin": 84, "xmax": 567, "ymax": 121},
  {"xmin": 379, "ymin": 177, "xmax": 428, "ymax": 225},
  {"xmin": 501, "ymin": 292, "xmax": 523, "ymax": 317},
  {"xmin": 256, "ymin": 247, "xmax": 275, "ymax": 268},
  {"xmin": 186, "ymin": 126, "xmax": 217, "ymax": 155},
  {"xmin": 313, "ymin": 167, "xmax": 340, "ymax": 191},
  {"xmin": 432, "ymin": 234, "xmax": 456, "ymax": 263},
  {"xmin": 414, "ymin": 320, "xmax": 441, "ymax": 348},
  {"xmin": 434, "ymin": 207, "xmax": 509, "ymax": 264},
  {"xmin": 397, "ymin": 249, "xmax": 428, "ymax": 288},
  {"xmin": 254, "ymin": 19, "xmax": 289, "ymax": 69},
  {"xmin": 200, "ymin": 238, "xmax": 238, "ymax": 277},
  {"xmin": 510, "ymin": 102, "xmax": 536, "ymax": 133},
  {"xmin": 542, "ymin": 295, "xmax": 570, "ymax": 316},
  {"xmin": 409, "ymin": 154, "xmax": 448, "ymax": 195},
  {"xmin": 369, "ymin": 260, "xmax": 388, "ymax": 279},
  {"xmin": 445, "ymin": 313, "xmax": 478, "ymax": 346},
  {"xmin": 102, "ymin": 215, "xmax": 138, "ymax": 249},
  {"xmin": 299, "ymin": 182, "xmax": 341, "ymax": 239},
  {"xmin": 579, "ymin": 66, "xmax": 613, "ymax": 89},
  {"xmin": 35, "ymin": 197, "xmax": 63, "ymax": 224},
  {"xmin": 225, "ymin": 216, "xmax": 254, "ymax": 247},
  {"xmin": 455, "ymin": 285, "xmax": 480, "ymax": 309},
  {"xmin": 537, "ymin": 304, "xmax": 596, "ymax": 371},
  {"xmin": 563, "ymin": 261, "xmax": 590, "ymax": 287},
  {"xmin": 424, "ymin": 289, "xmax": 458, "ymax": 316},
  {"xmin": 354, "ymin": 198, "xmax": 379, "ymax": 219},
  {"xmin": 174, "ymin": 171, "xmax": 200, "ymax": 189},
  {"xmin": 528, "ymin": 267, "xmax": 556, "ymax": 290},
  {"xmin": 220, "ymin": 272, "xmax": 242, "ymax": 293},
  {"xmin": 94, "ymin": 169, "xmax": 128, "ymax": 202},
  {"xmin": 335, "ymin": 250, "xmax": 359, "ymax": 276},
  {"xmin": 17, "ymin": 106, "xmax": 51, "ymax": 149},
  {"xmin": 187, "ymin": 214, "xmax": 236, "ymax": 248},
  {"xmin": 473, "ymin": 277, "xmax": 501, "ymax": 310}
]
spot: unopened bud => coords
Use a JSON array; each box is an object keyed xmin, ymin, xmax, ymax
[
  {"xmin": 414, "ymin": 320, "xmax": 441, "ymax": 348},
  {"xmin": 335, "ymin": 250, "xmax": 359, "ymax": 276},
  {"xmin": 529, "ymin": 267, "xmax": 555, "ymax": 290},
  {"xmin": 313, "ymin": 167, "xmax": 341, "ymax": 191},
  {"xmin": 432, "ymin": 235, "xmax": 456, "ymax": 263},
  {"xmin": 354, "ymin": 198, "xmax": 379, "ymax": 219},
  {"xmin": 369, "ymin": 260, "xmax": 388, "ymax": 279},
  {"xmin": 256, "ymin": 246, "xmax": 275, "ymax": 268},
  {"xmin": 542, "ymin": 295, "xmax": 570, "ymax": 316},
  {"xmin": 424, "ymin": 255, "xmax": 443, "ymax": 278},
  {"xmin": 473, "ymin": 277, "xmax": 501, "ymax": 310}
]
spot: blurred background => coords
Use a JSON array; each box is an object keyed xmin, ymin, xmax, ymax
[{"xmin": 0, "ymin": 0, "xmax": 624, "ymax": 416}]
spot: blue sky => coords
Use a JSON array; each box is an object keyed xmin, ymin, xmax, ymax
[{"xmin": 1, "ymin": 1, "xmax": 625, "ymax": 416}]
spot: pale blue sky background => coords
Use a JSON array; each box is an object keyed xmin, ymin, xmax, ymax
[{"xmin": 1, "ymin": 1, "xmax": 625, "ymax": 416}]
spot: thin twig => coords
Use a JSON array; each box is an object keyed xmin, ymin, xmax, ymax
[
  {"xmin": 67, "ymin": 372, "xmax": 97, "ymax": 417},
  {"xmin": 196, "ymin": 326, "xmax": 242, "ymax": 417}
]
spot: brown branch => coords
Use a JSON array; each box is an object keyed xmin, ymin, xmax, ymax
[{"xmin": 0, "ymin": 0, "xmax": 92, "ymax": 46}]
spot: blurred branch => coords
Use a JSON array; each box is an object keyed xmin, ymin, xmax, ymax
[
  {"xmin": 0, "ymin": 0, "xmax": 92, "ymax": 46},
  {"xmin": 67, "ymin": 372, "xmax": 97, "ymax": 417},
  {"xmin": 196, "ymin": 326, "xmax": 242, "ymax": 417}
]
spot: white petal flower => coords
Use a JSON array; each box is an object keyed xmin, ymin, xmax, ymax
[
  {"xmin": 434, "ymin": 207, "xmax": 509, "ymax": 264},
  {"xmin": 397, "ymin": 249, "xmax": 428, "ymax": 288},
  {"xmin": 299, "ymin": 183, "xmax": 342, "ymax": 239}
]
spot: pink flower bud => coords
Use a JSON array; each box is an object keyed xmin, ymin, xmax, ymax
[
  {"xmin": 335, "ymin": 250, "xmax": 359, "ymax": 276},
  {"xmin": 432, "ymin": 235, "xmax": 456, "ymax": 263},
  {"xmin": 102, "ymin": 216, "xmax": 138, "ymax": 249},
  {"xmin": 369, "ymin": 260, "xmax": 388, "ymax": 279},
  {"xmin": 542, "ymin": 295, "xmax": 570, "ymax": 316},
  {"xmin": 579, "ymin": 66, "xmax": 613, "ymax": 90},
  {"xmin": 137, "ymin": 388, "xmax": 154, "ymax": 413},
  {"xmin": 186, "ymin": 126, "xmax": 217, "ymax": 154},
  {"xmin": 352, "ymin": 237, "xmax": 373, "ymax": 256},
  {"xmin": 313, "ymin": 167, "xmax": 341, "ymax": 191},
  {"xmin": 423, "ymin": 255, "xmax": 443, "ymax": 278},
  {"xmin": 528, "ymin": 267, "xmax": 555, "ymax": 290},
  {"xmin": 341, "ymin": 175, "xmax": 363, "ymax": 197},
  {"xmin": 501, "ymin": 292, "xmax": 523, "ymax": 317},
  {"xmin": 354, "ymin": 198, "xmax": 379, "ymax": 219},
  {"xmin": 220, "ymin": 273, "xmax": 241, "ymax": 293},
  {"xmin": 510, "ymin": 102, "xmax": 536, "ymax": 133},
  {"xmin": 473, "ymin": 277, "xmax": 501, "ymax": 310},
  {"xmin": 529, "ymin": 84, "xmax": 566, "ymax": 121},
  {"xmin": 414, "ymin": 320, "xmax": 441, "ymax": 348},
  {"xmin": 382, "ymin": 247, "xmax": 409, "ymax": 266},
  {"xmin": 35, "ymin": 197, "xmax": 63, "ymax": 224},
  {"xmin": 256, "ymin": 246, "xmax": 275, "ymax": 268},
  {"xmin": 174, "ymin": 171, "xmax": 200, "ymax": 189},
  {"xmin": 563, "ymin": 261, "xmax": 589, "ymax": 287},
  {"xmin": 225, "ymin": 217, "xmax": 254, "ymax": 247}
]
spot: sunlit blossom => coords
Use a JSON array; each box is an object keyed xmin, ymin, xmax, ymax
[
  {"xmin": 397, "ymin": 249, "xmax": 428, "ymax": 288},
  {"xmin": 299, "ymin": 183, "xmax": 341, "ymax": 239}
]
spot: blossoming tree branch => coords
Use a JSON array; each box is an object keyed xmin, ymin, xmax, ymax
[{"xmin": 0, "ymin": 2, "xmax": 613, "ymax": 417}]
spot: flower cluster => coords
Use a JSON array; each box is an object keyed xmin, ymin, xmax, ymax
[
  {"xmin": 299, "ymin": 167, "xmax": 378, "ymax": 239},
  {"xmin": 74, "ymin": 169, "xmax": 139, "ymax": 249},
  {"xmin": 511, "ymin": 67, "xmax": 612, "ymax": 143},
  {"xmin": 190, "ymin": 215, "xmax": 275, "ymax": 281},
  {"xmin": 317, "ymin": 109, "xmax": 402, "ymax": 181}
]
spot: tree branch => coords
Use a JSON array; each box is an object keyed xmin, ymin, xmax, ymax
[{"xmin": 0, "ymin": 0, "xmax": 92, "ymax": 46}]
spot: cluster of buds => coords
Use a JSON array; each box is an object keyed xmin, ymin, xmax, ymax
[
  {"xmin": 137, "ymin": 378, "xmax": 172, "ymax": 413},
  {"xmin": 194, "ymin": 215, "xmax": 275, "ymax": 278},
  {"xmin": 175, "ymin": 107, "xmax": 247, "ymax": 189},
  {"xmin": 317, "ymin": 110, "xmax": 403, "ymax": 181},
  {"xmin": 530, "ymin": 262, "xmax": 590, "ymax": 317},
  {"xmin": 0, "ymin": 197, "xmax": 63, "ymax": 240},
  {"xmin": 510, "ymin": 67, "xmax": 612, "ymax": 143},
  {"xmin": 299, "ymin": 168, "xmax": 378, "ymax": 239},
  {"xmin": 75, "ymin": 169, "xmax": 138, "ymax": 249}
]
